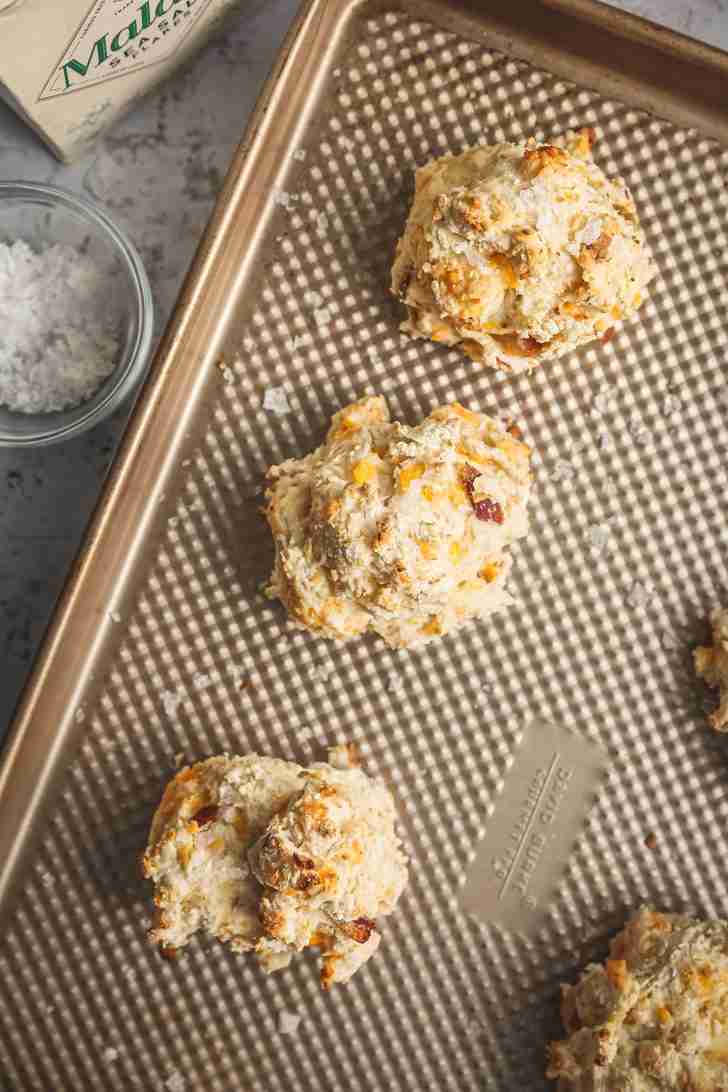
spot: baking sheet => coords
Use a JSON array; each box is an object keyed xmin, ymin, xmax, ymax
[{"xmin": 1, "ymin": 0, "xmax": 728, "ymax": 1088}]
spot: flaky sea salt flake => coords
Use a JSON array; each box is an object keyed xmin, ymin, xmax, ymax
[
  {"xmin": 278, "ymin": 1010, "xmax": 302, "ymax": 1035},
  {"xmin": 587, "ymin": 523, "xmax": 611, "ymax": 553},
  {"xmin": 628, "ymin": 580, "xmax": 653, "ymax": 609},
  {"xmin": 550, "ymin": 460, "xmax": 575, "ymax": 482},
  {"xmin": 263, "ymin": 387, "xmax": 291, "ymax": 416},
  {"xmin": 274, "ymin": 190, "xmax": 298, "ymax": 210},
  {"xmin": 303, "ymin": 289, "xmax": 324, "ymax": 310},
  {"xmin": 161, "ymin": 690, "xmax": 183, "ymax": 718}
]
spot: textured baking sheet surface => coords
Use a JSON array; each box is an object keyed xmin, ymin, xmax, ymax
[{"xmin": 2, "ymin": 4, "xmax": 728, "ymax": 1090}]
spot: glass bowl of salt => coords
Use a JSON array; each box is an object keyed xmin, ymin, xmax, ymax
[{"xmin": 0, "ymin": 181, "xmax": 154, "ymax": 445}]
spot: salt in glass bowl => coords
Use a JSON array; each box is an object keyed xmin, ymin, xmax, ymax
[{"xmin": 0, "ymin": 182, "xmax": 154, "ymax": 446}]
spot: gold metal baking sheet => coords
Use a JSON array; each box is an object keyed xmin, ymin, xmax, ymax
[{"xmin": 1, "ymin": 1, "xmax": 727, "ymax": 1088}]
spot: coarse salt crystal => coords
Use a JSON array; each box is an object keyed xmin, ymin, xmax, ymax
[
  {"xmin": 587, "ymin": 523, "xmax": 611, "ymax": 552},
  {"xmin": 628, "ymin": 580, "xmax": 652, "ymax": 608},
  {"xmin": 161, "ymin": 690, "xmax": 183, "ymax": 717},
  {"xmin": 263, "ymin": 387, "xmax": 291, "ymax": 416},
  {"xmin": 591, "ymin": 388, "xmax": 615, "ymax": 417},
  {"xmin": 274, "ymin": 190, "xmax": 298, "ymax": 209},
  {"xmin": 288, "ymin": 334, "xmax": 308, "ymax": 353},
  {"xmin": 303, "ymin": 289, "xmax": 323, "ymax": 310},
  {"xmin": 0, "ymin": 240, "xmax": 120, "ymax": 413},
  {"xmin": 278, "ymin": 1010, "xmax": 302, "ymax": 1035},
  {"xmin": 550, "ymin": 460, "xmax": 575, "ymax": 482},
  {"xmin": 165, "ymin": 1071, "xmax": 185, "ymax": 1092},
  {"xmin": 103, "ymin": 1048, "xmax": 119, "ymax": 1065}
]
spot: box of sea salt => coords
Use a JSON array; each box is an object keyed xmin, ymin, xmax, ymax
[{"xmin": 0, "ymin": 0, "xmax": 241, "ymax": 162}]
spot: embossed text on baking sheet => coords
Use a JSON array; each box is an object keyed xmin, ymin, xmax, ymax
[{"xmin": 460, "ymin": 720, "xmax": 609, "ymax": 935}]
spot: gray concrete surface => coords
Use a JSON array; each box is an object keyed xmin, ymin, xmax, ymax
[{"xmin": 0, "ymin": 0, "xmax": 724, "ymax": 740}]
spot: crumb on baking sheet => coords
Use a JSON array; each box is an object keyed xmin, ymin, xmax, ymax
[
  {"xmin": 165, "ymin": 1071, "xmax": 184, "ymax": 1092},
  {"xmin": 645, "ymin": 832, "xmax": 658, "ymax": 849}
]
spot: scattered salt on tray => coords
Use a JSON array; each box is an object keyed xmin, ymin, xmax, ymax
[
  {"xmin": 263, "ymin": 386, "xmax": 291, "ymax": 416},
  {"xmin": 0, "ymin": 240, "xmax": 120, "ymax": 413},
  {"xmin": 278, "ymin": 1010, "xmax": 302, "ymax": 1035}
]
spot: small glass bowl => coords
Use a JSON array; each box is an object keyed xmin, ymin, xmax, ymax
[{"xmin": 0, "ymin": 182, "xmax": 154, "ymax": 446}]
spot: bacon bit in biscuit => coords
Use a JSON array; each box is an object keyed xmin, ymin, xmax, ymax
[
  {"xmin": 473, "ymin": 497, "xmax": 504, "ymax": 523},
  {"xmin": 491, "ymin": 332, "xmax": 545, "ymax": 358},
  {"xmin": 191, "ymin": 804, "xmax": 219, "ymax": 827},
  {"xmin": 521, "ymin": 144, "xmax": 569, "ymax": 179},
  {"xmin": 461, "ymin": 464, "xmax": 505, "ymax": 524},
  {"xmin": 584, "ymin": 230, "xmax": 613, "ymax": 262},
  {"xmin": 159, "ymin": 945, "xmax": 179, "ymax": 962},
  {"xmin": 340, "ymin": 916, "xmax": 377, "ymax": 944}
]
